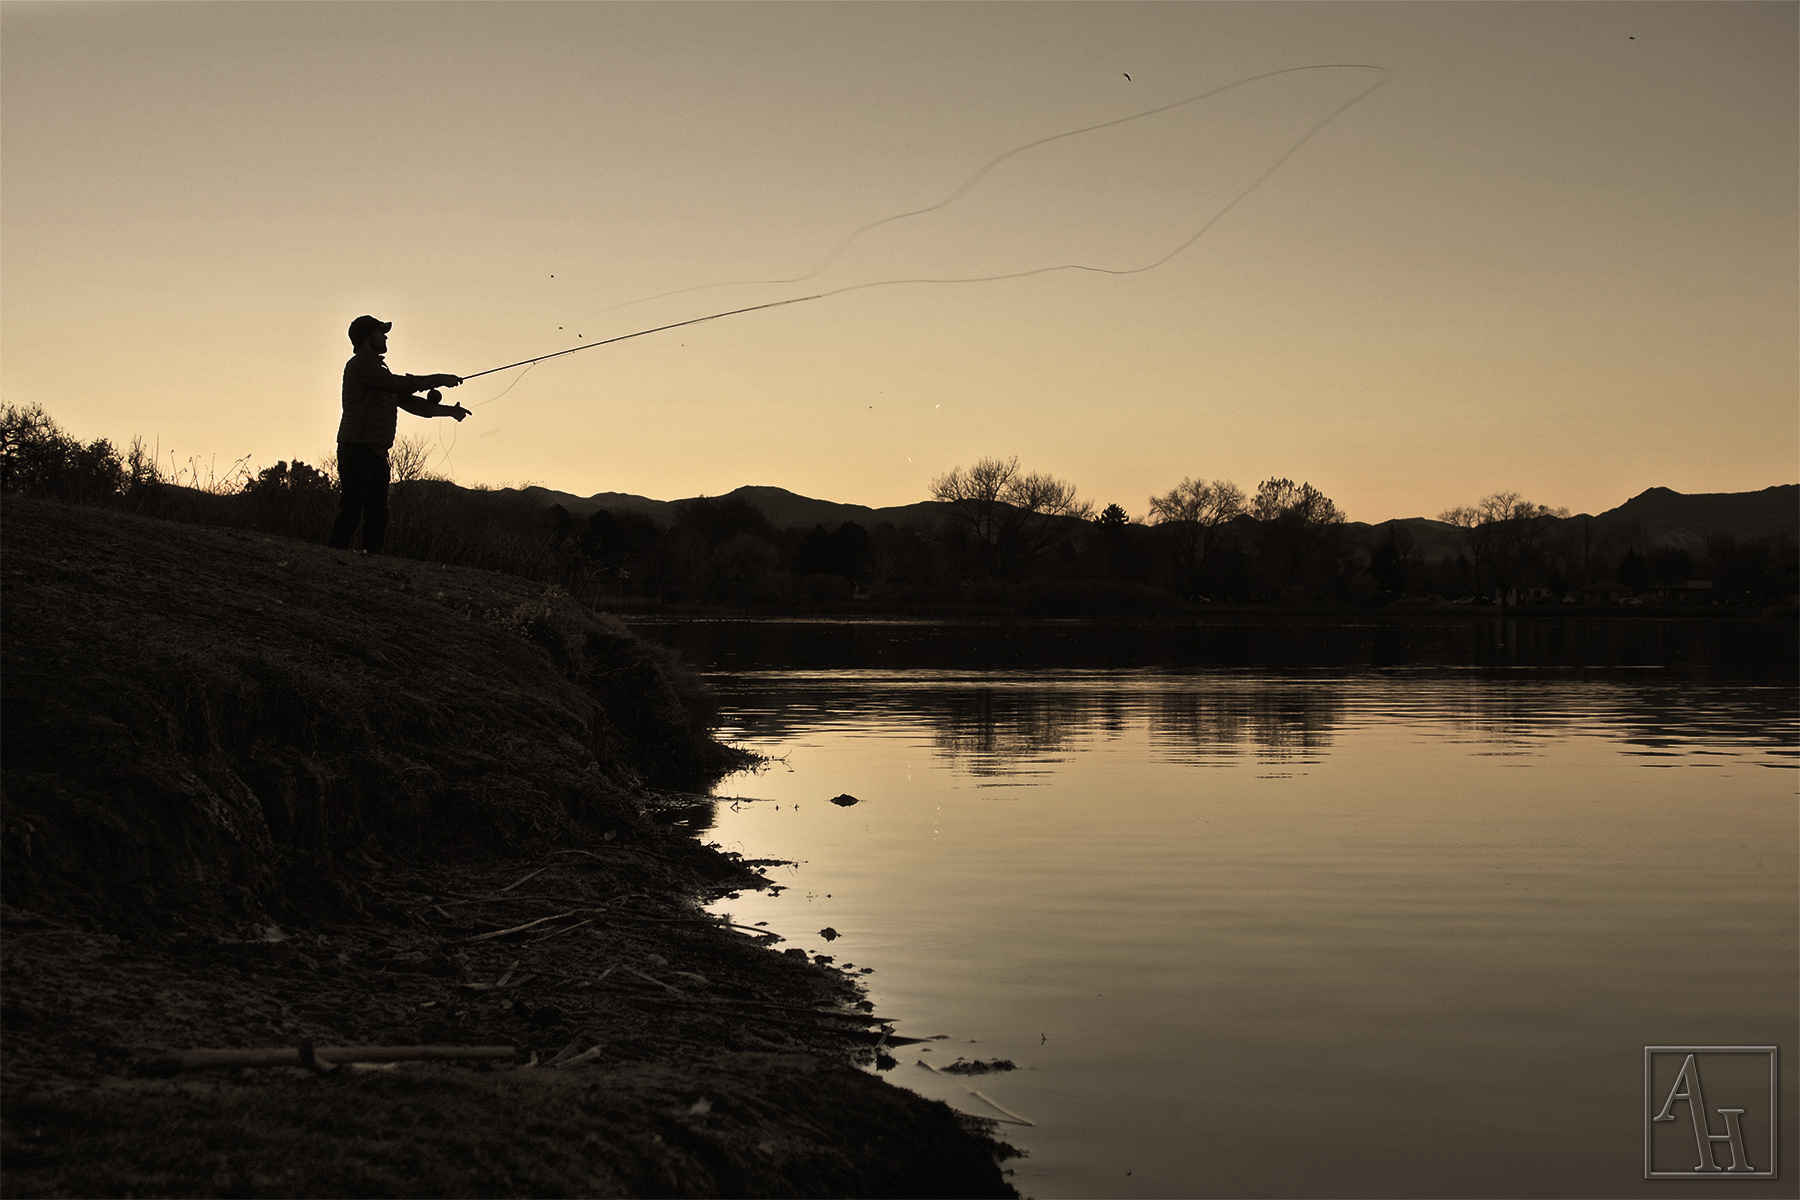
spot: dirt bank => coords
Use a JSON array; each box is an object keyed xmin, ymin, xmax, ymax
[{"xmin": 0, "ymin": 496, "xmax": 1016, "ymax": 1198}]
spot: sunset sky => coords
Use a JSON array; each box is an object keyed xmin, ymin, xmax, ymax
[{"xmin": 4, "ymin": 1, "xmax": 1794, "ymax": 523}]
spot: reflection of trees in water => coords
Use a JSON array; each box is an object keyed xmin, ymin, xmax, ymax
[
  {"xmin": 1409, "ymin": 679, "xmax": 1798, "ymax": 756},
  {"xmin": 713, "ymin": 676, "xmax": 1795, "ymax": 786},
  {"xmin": 1614, "ymin": 686, "xmax": 1798, "ymax": 754},
  {"xmin": 1394, "ymin": 682, "xmax": 1563, "ymax": 751},
  {"xmin": 929, "ymin": 688, "xmax": 1119, "ymax": 776},
  {"xmin": 925, "ymin": 683, "xmax": 1345, "ymax": 771},
  {"xmin": 704, "ymin": 689, "xmax": 862, "ymax": 743},
  {"xmin": 1147, "ymin": 684, "xmax": 1342, "ymax": 764}
]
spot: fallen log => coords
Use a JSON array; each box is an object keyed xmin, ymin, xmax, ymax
[{"xmin": 145, "ymin": 1043, "xmax": 517, "ymax": 1075}]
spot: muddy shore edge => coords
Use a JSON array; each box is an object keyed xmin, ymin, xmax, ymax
[{"xmin": 1, "ymin": 496, "xmax": 1017, "ymax": 1198}]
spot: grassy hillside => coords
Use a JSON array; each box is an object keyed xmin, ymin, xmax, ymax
[
  {"xmin": 0, "ymin": 495, "xmax": 1016, "ymax": 1198},
  {"xmin": 1, "ymin": 495, "xmax": 738, "ymax": 925}
]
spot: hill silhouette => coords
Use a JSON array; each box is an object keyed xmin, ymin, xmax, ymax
[
  {"xmin": 1, "ymin": 497, "xmax": 740, "ymax": 924},
  {"xmin": 1594, "ymin": 484, "xmax": 1797, "ymax": 547},
  {"xmin": 520, "ymin": 481, "xmax": 1794, "ymax": 546},
  {"xmin": 519, "ymin": 483, "xmax": 948, "ymax": 531}
]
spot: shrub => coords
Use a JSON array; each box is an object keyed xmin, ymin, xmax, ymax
[
  {"xmin": 241, "ymin": 460, "xmax": 336, "ymax": 541},
  {"xmin": 1, "ymin": 404, "xmax": 125, "ymax": 505}
]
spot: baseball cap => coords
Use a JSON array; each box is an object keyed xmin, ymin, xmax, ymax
[{"xmin": 348, "ymin": 315, "xmax": 392, "ymax": 345}]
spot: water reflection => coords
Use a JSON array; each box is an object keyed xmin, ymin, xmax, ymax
[
  {"xmin": 917, "ymin": 685, "xmax": 1342, "ymax": 775},
  {"xmin": 1148, "ymin": 684, "xmax": 1341, "ymax": 765},
  {"xmin": 929, "ymin": 689, "xmax": 1079, "ymax": 778},
  {"xmin": 712, "ymin": 670, "xmax": 1797, "ymax": 777},
  {"xmin": 717, "ymin": 673, "xmax": 1352, "ymax": 770},
  {"xmin": 696, "ymin": 668, "xmax": 1797, "ymax": 1198}
]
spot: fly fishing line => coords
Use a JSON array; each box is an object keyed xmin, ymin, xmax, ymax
[
  {"xmin": 458, "ymin": 62, "xmax": 1389, "ymax": 396},
  {"xmin": 591, "ymin": 62, "xmax": 1390, "ymax": 314}
]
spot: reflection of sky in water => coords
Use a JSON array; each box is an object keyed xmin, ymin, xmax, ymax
[{"xmin": 699, "ymin": 671, "xmax": 1796, "ymax": 1198}]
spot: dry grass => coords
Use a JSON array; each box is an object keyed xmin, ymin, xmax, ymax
[{"xmin": 0, "ymin": 494, "xmax": 740, "ymax": 926}]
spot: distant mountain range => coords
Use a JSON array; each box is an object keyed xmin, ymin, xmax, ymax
[
  {"xmin": 1597, "ymin": 484, "xmax": 1797, "ymax": 541},
  {"xmin": 512, "ymin": 482, "xmax": 1796, "ymax": 553},
  {"xmin": 1320, "ymin": 485, "xmax": 1796, "ymax": 558},
  {"xmin": 518, "ymin": 484, "xmax": 948, "ymax": 532}
]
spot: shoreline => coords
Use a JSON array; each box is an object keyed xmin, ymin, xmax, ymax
[
  {"xmin": 2, "ymin": 834, "xmax": 1018, "ymax": 1198},
  {"xmin": 621, "ymin": 609, "xmax": 1796, "ymax": 679},
  {"xmin": 0, "ymin": 496, "xmax": 1018, "ymax": 1198}
]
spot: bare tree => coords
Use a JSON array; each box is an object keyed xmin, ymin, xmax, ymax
[
  {"xmin": 1440, "ymin": 491, "xmax": 1570, "ymax": 600},
  {"xmin": 863, "ymin": 526, "xmax": 913, "ymax": 595},
  {"xmin": 390, "ymin": 433, "xmax": 443, "ymax": 486},
  {"xmin": 1250, "ymin": 478, "xmax": 1347, "ymax": 596},
  {"xmin": 931, "ymin": 456, "xmax": 1093, "ymax": 579},
  {"xmin": 1252, "ymin": 477, "xmax": 1343, "ymax": 526},
  {"xmin": 1148, "ymin": 477, "xmax": 1245, "ymax": 597},
  {"xmin": 1438, "ymin": 504, "xmax": 1493, "ymax": 595},
  {"xmin": 932, "ymin": 456, "xmax": 1016, "ymax": 577}
]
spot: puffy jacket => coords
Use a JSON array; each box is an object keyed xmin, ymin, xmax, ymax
[{"xmin": 337, "ymin": 351, "xmax": 438, "ymax": 448}]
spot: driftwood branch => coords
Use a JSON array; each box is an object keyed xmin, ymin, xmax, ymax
[
  {"xmin": 457, "ymin": 909, "xmax": 591, "ymax": 942},
  {"xmin": 146, "ymin": 1043, "xmax": 517, "ymax": 1075},
  {"xmin": 497, "ymin": 866, "xmax": 550, "ymax": 893},
  {"xmin": 914, "ymin": 1060, "xmax": 1036, "ymax": 1126}
]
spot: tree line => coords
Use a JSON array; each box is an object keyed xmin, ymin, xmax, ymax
[{"xmin": 4, "ymin": 407, "xmax": 1793, "ymax": 610}]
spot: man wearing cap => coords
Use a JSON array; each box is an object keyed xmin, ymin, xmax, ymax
[{"xmin": 328, "ymin": 315, "xmax": 468, "ymax": 554}]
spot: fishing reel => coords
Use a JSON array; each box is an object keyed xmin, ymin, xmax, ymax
[{"xmin": 427, "ymin": 388, "xmax": 471, "ymax": 420}]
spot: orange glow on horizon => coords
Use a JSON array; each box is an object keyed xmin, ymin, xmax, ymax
[{"xmin": 3, "ymin": 2, "xmax": 1794, "ymax": 522}]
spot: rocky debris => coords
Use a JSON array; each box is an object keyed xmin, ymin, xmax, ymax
[{"xmin": 940, "ymin": 1059, "xmax": 1018, "ymax": 1076}]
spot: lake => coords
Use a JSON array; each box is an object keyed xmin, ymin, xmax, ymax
[{"xmin": 630, "ymin": 618, "xmax": 1797, "ymax": 1198}]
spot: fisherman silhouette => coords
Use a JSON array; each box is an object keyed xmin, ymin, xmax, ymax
[{"xmin": 327, "ymin": 315, "xmax": 467, "ymax": 554}]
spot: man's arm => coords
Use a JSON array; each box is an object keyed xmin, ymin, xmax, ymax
[
  {"xmin": 396, "ymin": 389, "xmax": 470, "ymax": 422},
  {"xmin": 350, "ymin": 355, "xmax": 461, "ymax": 395}
]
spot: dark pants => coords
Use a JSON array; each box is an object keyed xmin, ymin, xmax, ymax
[{"xmin": 328, "ymin": 442, "xmax": 391, "ymax": 553}]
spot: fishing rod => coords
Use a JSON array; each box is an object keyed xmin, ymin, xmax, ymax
[{"xmin": 459, "ymin": 293, "xmax": 824, "ymax": 382}]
